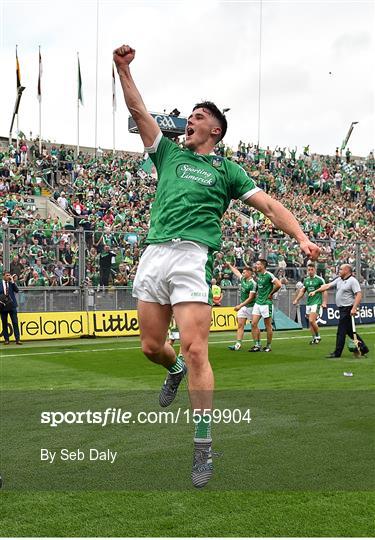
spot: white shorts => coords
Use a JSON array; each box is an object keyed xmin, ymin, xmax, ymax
[
  {"xmin": 306, "ymin": 304, "xmax": 320, "ymax": 315},
  {"xmin": 252, "ymin": 303, "xmax": 273, "ymax": 319},
  {"xmin": 168, "ymin": 330, "xmax": 180, "ymax": 341},
  {"xmin": 237, "ymin": 306, "xmax": 253, "ymax": 320},
  {"xmin": 132, "ymin": 241, "xmax": 213, "ymax": 306}
]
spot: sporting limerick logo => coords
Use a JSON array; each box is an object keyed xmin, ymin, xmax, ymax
[{"xmin": 176, "ymin": 164, "xmax": 216, "ymax": 186}]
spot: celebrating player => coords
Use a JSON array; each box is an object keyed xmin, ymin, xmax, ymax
[
  {"xmin": 113, "ymin": 43, "xmax": 320, "ymax": 488},
  {"xmin": 227, "ymin": 263, "xmax": 257, "ymax": 351},
  {"xmin": 293, "ymin": 263, "xmax": 327, "ymax": 344},
  {"xmin": 249, "ymin": 259, "xmax": 281, "ymax": 353}
]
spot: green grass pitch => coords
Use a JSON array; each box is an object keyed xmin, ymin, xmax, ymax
[{"xmin": 0, "ymin": 325, "xmax": 374, "ymax": 537}]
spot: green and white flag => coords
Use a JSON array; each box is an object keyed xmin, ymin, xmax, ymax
[
  {"xmin": 311, "ymin": 159, "xmax": 322, "ymax": 173},
  {"xmin": 342, "ymin": 162, "xmax": 355, "ymax": 176}
]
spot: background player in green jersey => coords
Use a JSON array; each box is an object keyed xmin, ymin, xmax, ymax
[
  {"xmin": 293, "ymin": 263, "xmax": 327, "ymax": 344},
  {"xmin": 113, "ymin": 44, "xmax": 320, "ymax": 488},
  {"xmin": 167, "ymin": 315, "xmax": 180, "ymax": 348},
  {"xmin": 250, "ymin": 259, "xmax": 281, "ymax": 353},
  {"xmin": 226, "ymin": 263, "xmax": 257, "ymax": 351}
]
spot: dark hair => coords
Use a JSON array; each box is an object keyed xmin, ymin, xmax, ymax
[
  {"xmin": 307, "ymin": 263, "xmax": 316, "ymax": 269},
  {"xmin": 243, "ymin": 266, "xmax": 252, "ymax": 273},
  {"xmin": 258, "ymin": 259, "xmax": 267, "ymax": 268},
  {"xmin": 193, "ymin": 101, "xmax": 227, "ymax": 142}
]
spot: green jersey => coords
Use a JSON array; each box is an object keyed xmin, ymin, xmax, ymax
[
  {"xmin": 255, "ymin": 271, "xmax": 276, "ymax": 305},
  {"xmin": 240, "ymin": 277, "xmax": 257, "ymax": 306},
  {"xmin": 304, "ymin": 275, "xmax": 325, "ymax": 306},
  {"xmin": 148, "ymin": 136, "xmax": 259, "ymax": 250}
]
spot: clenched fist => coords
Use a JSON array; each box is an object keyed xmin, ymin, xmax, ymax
[{"xmin": 113, "ymin": 44, "xmax": 135, "ymax": 71}]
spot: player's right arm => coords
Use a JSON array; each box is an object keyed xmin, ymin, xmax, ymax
[
  {"xmin": 293, "ymin": 287, "xmax": 306, "ymax": 305},
  {"xmin": 113, "ymin": 44, "xmax": 160, "ymax": 148},
  {"xmin": 226, "ymin": 262, "xmax": 242, "ymax": 279}
]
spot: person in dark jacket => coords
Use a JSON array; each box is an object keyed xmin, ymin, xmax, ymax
[{"xmin": 0, "ymin": 272, "xmax": 22, "ymax": 345}]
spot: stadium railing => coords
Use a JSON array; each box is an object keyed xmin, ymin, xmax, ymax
[{"xmin": 16, "ymin": 284, "xmax": 375, "ymax": 314}]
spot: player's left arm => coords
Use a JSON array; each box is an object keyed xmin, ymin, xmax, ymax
[
  {"xmin": 235, "ymin": 291, "xmax": 256, "ymax": 311},
  {"xmin": 245, "ymin": 191, "xmax": 320, "ymax": 260}
]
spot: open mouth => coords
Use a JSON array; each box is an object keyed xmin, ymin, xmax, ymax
[{"xmin": 186, "ymin": 127, "xmax": 195, "ymax": 137}]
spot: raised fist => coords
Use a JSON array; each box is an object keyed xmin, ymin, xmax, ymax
[{"xmin": 113, "ymin": 44, "xmax": 135, "ymax": 71}]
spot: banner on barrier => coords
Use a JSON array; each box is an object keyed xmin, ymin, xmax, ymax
[
  {"xmin": 88, "ymin": 310, "xmax": 139, "ymax": 337},
  {"xmin": 10, "ymin": 304, "xmax": 373, "ymax": 341},
  {"xmin": 300, "ymin": 303, "xmax": 375, "ymax": 326},
  {"xmin": 89, "ymin": 308, "xmax": 238, "ymax": 337},
  {"xmin": 8, "ymin": 312, "xmax": 89, "ymax": 341},
  {"xmin": 3, "ymin": 308, "xmax": 238, "ymax": 341},
  {"xmin": 210, "ymin": 307, "xmax": 237, "ymax": 332}
]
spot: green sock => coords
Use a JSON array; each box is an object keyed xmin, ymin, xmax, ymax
[
  {"xmin": 194, "ymin": 414, "xmax": 212, "ymax": 442},
  {"xmin": 168, "ymin": 354, "xmax": 184, "ymax": 374},
  {"xmin": 256, "ymin": 340, "xmax": 261, "ymax": 347}
]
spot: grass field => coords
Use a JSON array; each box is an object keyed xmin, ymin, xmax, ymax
[{"xmin": 0, "ymin": 326, "xmax": 374, "ymax": 537}]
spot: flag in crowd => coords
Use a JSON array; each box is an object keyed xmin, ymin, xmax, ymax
[
  {"xmin": 37, "ymin": 46, "xmax": 42, "ymax": 102},
  {"xmin": 112, "ymin": 62, "xmax": 116, "ymax": 112},
  {"xmin": 77, "ymin": 54, "xmax": 83, "ymax": 105},
  {"xmin": 16, "ymin": 45, "xmax": 21, "ymax": 89},
  {"xmin": 311, "ymin": 159, "xmax": 322, "ymax": 173},
  {"xmin": 342, "ymin": 162, "xmax": 355, "ymax": 176}
]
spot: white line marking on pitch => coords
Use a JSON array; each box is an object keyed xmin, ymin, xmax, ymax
[{"xmin": 1, "ymin": 332, "xmax": 374, "ymax": 359}]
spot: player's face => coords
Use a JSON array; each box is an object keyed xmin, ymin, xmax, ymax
[
  {"xmin": 185, "ymin": 108, "xmax": 221, "ymax": 151},
  {"xmin": 243, "ymin": 269, "xmax": 252, "ymax": 279},
  {"xmin": 307, "ymin": 267, "xmax": 316, "ymax": 277},
  {"xmin": 254, "ymin": 261, "xmax": 264, "ymax": 273}
]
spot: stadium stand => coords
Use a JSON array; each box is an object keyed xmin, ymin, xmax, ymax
[{"xmin": 0, "ymin": 137, "xmax": 374, "ymax": 293}]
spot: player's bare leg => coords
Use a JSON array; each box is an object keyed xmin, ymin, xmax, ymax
[
  {"xmin": 173, "ymin": 302, "xmax": 213, "ymax": 410},
  {"xmin": 249, "ymin": 314, "xmax": 262, "ymax": 351},
  {"xmin": 138, "ymin": 301, "xmax": 187, "ymax": 407},
  {"xmin": 263, "ymin": 317, "xmax": 273, "ymax": 352},
  {"xmin": 308, "ymin": 312, "xmax": 321, "ymax": 344},
  {"xmin": 137, "ymin": 300, "xmax": 176, "ymax": 367},
  {"xmin": 237, "ymin": 318, "xmax": 246, "ymax": 341},
  {"xmin": 229, "ymin": 318, "xmax": 246, "ymax": 350},
  {"xmin": 173, "ymin": 301, "xmax": 214, "ymax": 488}
]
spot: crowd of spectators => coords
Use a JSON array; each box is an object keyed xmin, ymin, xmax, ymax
[{"xmin": 0, "ymin": 135, "xmax": 373, "ymax": 289}]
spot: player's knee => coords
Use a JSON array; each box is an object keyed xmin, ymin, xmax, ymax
[
  {"xmin": 184, "ymin": 341, "xmax": 207, "ymax": 367},
  {"xmin": 141, "ymin": 340, "xmax": 164, "ymax": 358}
]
